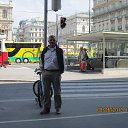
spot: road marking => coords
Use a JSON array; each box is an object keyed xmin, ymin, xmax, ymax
[
  {"xmin": 62, "ymin": 95, "xmax": 128, "ymax": 100},
  {"xmin": 61, "ymin": 82, "xmax": 128, "ymax": 86},
  {"xmin": 0, "ymin": 112, "xmax": 128, "ymax": 124},
  {"xmin": 0, "ymin": 99, "xmax": 34, "ymax": 102},
  {"xmin": 61, "ymin": 92, "xmax": 128, "ymax": 97},
  {"xmin": 62, "ymin": 88, "xmax": 128, "ymax": 93},
  {"xmin": 0, "ymin": 95, "xmax": 128, "ymax": 103},
  {"xmin": 62, "ymin": 85, "xmax": 128, "ymax": 89}
]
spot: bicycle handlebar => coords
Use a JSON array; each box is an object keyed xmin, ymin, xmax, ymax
[{"xmin": 34, "ymin": 68, "xmax": 42, "ymax": 75}]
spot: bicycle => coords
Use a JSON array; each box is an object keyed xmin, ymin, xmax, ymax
[{"xmin": 33, "ymin": 68, "xmax": 53, "ymax": 108}]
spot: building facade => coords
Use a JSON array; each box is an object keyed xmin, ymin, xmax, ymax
[
  {"xmin": 92, "ymin": 0, "xmax": 128, "ymax": 68},
  {"xmin": 92, "ymin": 0, "xmax": 128, "ymax": 32},
  {"xmin": 0, "ymin": 0, "xmax": 13, "ymax": 40},
  {"xmin": 17, "ymin": 17, "xmax": 54, "ymax": 42},
  {"xmin": 17, "ymin": 12, "xmax": 92, "ymax": 47},
  {"xmin": 48, "ymin": 12, "xmax": 92, "ymax": 45}
]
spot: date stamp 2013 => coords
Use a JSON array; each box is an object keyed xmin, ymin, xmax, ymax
[{"xmin": 97, "ymin": 107, "xmax": 128, "ymax": 113}]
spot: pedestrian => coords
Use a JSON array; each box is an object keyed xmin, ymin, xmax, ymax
[
  {"xmin": 83, "ymin": 48, "xmax": 89, "ymax": 61},
  {"xmin": 78, "ymin": 47, "xmax": 88, "ymax": 71},
  {"xmin": 40, "ymin": 35, "xmax": 65, "ymax": 115},
  {"xmin": 78, "ymin": 47, "xmax": 84, "ymax": 70},
  {"xmin": 101, "ymin": 48, "xmax": 108, "ymax": 68},
  {"xmin": 101, "ymin": 48, "xmax": 108, "ymax": 61}
]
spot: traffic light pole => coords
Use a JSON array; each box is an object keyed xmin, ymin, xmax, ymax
[
  {"xmin": 44, "ymin": 0, "xmax": 48, "ymax": 47},
  {"xmin": 44, "ymin": 0, "xmax": 61, "ymax": 47},
  {"xmin": 89, "ymin": 0, "xmax": 90, "ymax": 33},
  {"xmin": 56, "ymin": 14, "xmax": 59, "ymax": 42}
]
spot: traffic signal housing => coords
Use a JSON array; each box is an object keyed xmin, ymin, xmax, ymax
[
  {"xmin": 52, "ymin": 0, "xmax": 61, "ymax": 11},
  {"xmin": 60, "ymin": 17, "xmax": 66, "ymax": 29}
]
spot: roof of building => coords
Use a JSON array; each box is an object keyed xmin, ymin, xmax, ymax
[{"xmin": 67, "ymin": 31, "xmax": 128, "ymax": 42}]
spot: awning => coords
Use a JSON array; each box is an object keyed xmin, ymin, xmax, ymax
[
  {"xmin": 67, "ymin": 31, "xmax": 128, "ymax": 42},
  {"xmin": 66, "ymin": 31, "xmax": 128, "ymax": 73}
]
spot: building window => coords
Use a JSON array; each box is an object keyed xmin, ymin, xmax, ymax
[
  {"xmin": 82, "ymin": 25, "xmax": 85, "ymax": 32},
  {"xmin": 2, "ymin": 10, "xmax": 7, "ymax": 18}
]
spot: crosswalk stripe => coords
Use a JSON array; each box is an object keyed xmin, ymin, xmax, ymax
[
  {"xmin": 62, "ymin": 92, "xmax": 128, "ymax": 98},
  {"xmin": 60, "ymin": 81, "xmax": 128, "ymax": 98},
  {"xmin": 62, "ymin": 88, "xmax": 128, "ymax": 93},
  {"xmin": 61, "ymin": 85, "xmax": 128, "ymax": 89},
  {"xmin": 61, "ymin": 82, "xmax": 128, "ymax": 86}
]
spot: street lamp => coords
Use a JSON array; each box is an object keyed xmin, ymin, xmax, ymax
[
  {"xmin": 44, "ymin": 0, "xmax": 61, "ymax": 47},
  {"xmin": 56, "ymin": 14, "xmax": 59, "ymax": 42},
  {"xmin": 44, "ymin": 0, "xmax": 48, "ymax": 48},
  {"xmin": 89, "ymin": 0, "xmax": 91, "ymax": 33}
]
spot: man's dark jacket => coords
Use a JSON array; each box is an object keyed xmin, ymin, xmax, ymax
[{"xmin": 41, "ymin": 45, "xmax": 64, "ymax": 74}]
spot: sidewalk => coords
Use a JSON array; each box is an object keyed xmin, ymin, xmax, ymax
[{"xmin": 0, "ymin": 65, "xmax": 128, "ymax": 82}]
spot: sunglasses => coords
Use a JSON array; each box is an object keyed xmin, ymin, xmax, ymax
[{"xmin": 49, "ymin": 39, "xmax": 56, "ymax": 41}]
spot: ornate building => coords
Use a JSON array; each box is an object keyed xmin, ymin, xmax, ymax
[
  {"xmin": 92, "ymin": 0, "xmax": 128, "ymax": 32},
  {"xmin": 17, "ymin": 17, "xmax": 54, "ymax": 42},
  {"xmin": 48, "ymin": 12, "xmax": 92, "ymax": 45},
  {"xmin": 0, "ymin": 0, "xmax": 13, "ymax": 40}
]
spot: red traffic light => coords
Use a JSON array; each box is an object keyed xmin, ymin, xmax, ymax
[{"xmin": 60, "ymin": 17, "xmax": 66, "ymax": 29}]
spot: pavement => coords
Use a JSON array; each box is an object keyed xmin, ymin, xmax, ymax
[{"xmin": 0, "ymin": 64, "xmax": 128, "ymax": 82}]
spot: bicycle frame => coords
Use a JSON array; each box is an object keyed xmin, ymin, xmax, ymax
[{"xmin": 33, "ymin": 68, "xmax": 53, "ymax": 108}]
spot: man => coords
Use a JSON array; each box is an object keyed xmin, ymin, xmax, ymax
[{"xmin": 40, "ymin": 35, "xmax": 64, "ymax": 115}]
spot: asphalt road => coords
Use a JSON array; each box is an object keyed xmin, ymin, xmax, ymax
[{"xmin": 0, "ymin": 80, "xmax": 128, "ymax": 128}]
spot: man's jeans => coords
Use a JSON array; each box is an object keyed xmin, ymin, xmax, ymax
[{"xmin": 42, "ymin": 70, "xmax": 62, "ymax": 110}]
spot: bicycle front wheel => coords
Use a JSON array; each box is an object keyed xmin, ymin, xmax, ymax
[
  {"xmin": 33, "ymin": 80, "xmax": 39, "ymax": 97},
  {"xmin": 38, "ymin": 80, "xmax": 44, "ymax": 108}
]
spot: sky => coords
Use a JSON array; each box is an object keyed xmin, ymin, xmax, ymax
[{"xmin": 1, "ymin": 0, "xmax": 93, "ymax": 28}]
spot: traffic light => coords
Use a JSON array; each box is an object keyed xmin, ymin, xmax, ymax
[
  {"xmin": 60, "ymin": 17, "xmax": 66, "ymax": 29},
  {"xmin": 52, "ymin": 0, "xmax": 61, "ymax": 11}
]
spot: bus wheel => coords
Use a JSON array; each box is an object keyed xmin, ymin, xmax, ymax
[
  {"xmin": 23, "ymin": 58, "xmax": 29, "ymax": 63},
  {"xmin": 15, "ymin": 58, "xmax": 21, "ymax": 63},
  {"xmin": 70, "ymin": 61, "xmax": 75, "ymax": 66}
]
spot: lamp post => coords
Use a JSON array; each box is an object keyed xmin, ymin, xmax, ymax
[
  {"xmin": 56, "ymin": 14, "xmax": 63, "ymax": 44},
  {"xmin": 44, "ymin": 0, "xmax": 48, "ymax": 47},
  {"xmin": 44, "ymin": 0, "xmax": 61, "ymax": 47},
  {"xmin": 56, "ymin": 14, "xmax": 59, "ymax": 42},
  {"xmin": 89, "ymin": 0, "xmax": 90, "ymax": 33}
]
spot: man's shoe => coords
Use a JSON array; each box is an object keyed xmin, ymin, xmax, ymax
[
  {"xmin": 40, "ymin": 109, "xmax": 50, "ymax": 115},
  {"xmin": 56, "ymin": 108, "xmax": 61, "ymax": 114}
]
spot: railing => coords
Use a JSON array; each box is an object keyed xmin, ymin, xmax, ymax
[{"xmin": 106, "ymin": 56, "xmax": 128, "ymax": 68}]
